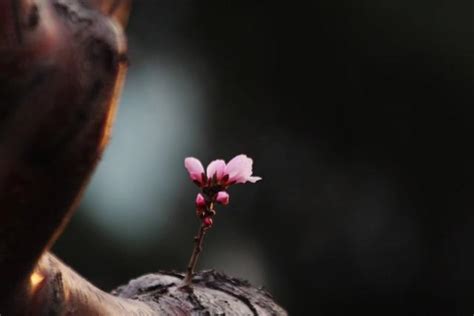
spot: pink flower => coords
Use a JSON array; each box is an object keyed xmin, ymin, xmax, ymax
[
  {"xmin": 184, "ymin": 154, "xmax": 261, "ymax": 187},
  {"xmin": 215, "ymin": 191, "xmax": 230, "ymax": 205}
]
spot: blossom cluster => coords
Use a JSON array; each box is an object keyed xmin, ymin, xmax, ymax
[{"xmin": 184, "ymin": 154, "xmax": 261, "ymax": 227}]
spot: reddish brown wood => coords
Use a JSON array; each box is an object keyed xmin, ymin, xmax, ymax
[{"xmin": 0, "ymin": 0, "xmax": 128, "ymax": 311}]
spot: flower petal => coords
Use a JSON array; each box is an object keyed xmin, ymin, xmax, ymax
[
  {"xmin": 206, "ymin": 159, "xmax": 226, "ymax": 181},
  {"xmin": 247, "ymin": 176, "xmax": 262, "ymax": 183},
  {"xmin": 224, "ymin": 154, "xmax": 254, "ymax": 184},
  {"xmin": 184, "ymin": 157, "xmax": 205, "ymax": 184}
]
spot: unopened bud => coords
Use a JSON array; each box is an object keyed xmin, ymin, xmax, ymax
[
  {"xmin": 215, "ymin": 191, "xmax": 229, "ymax": 205},
  {"xmin": 203, "ymin": 217, "xmax": 213, "ymax": 228},
  {"xmin": 195, "ymin": 193, "xmax": 206, "ymax": 208}
]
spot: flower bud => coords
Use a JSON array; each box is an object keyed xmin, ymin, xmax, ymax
[
  {"xmin": 215, "ymin": 191, "xmax": 230, "ymax": 205},
  {"xmin": 203, "ymin": 217, "xmax": 213, "ymax": 227},
  {"xmin": 195, "ymin": 193, "xmax": 206, "ymax": 208}
]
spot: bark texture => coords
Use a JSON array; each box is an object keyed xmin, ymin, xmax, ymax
[
  {"xmin": 26, "ymin": 252, "xmax": 287, "ymax": 315},
  {"xmin": 113, "ymin": 270, "xmax": 287, "ymax": 315}
]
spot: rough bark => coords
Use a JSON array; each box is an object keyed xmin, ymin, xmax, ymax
[
  {"xmin": 113, "ymin": 270, "xmax": 287, "ymax": 316},
  {"xmin": 25, "ymin": 252, "xmax": 287, "ymax": 315}
]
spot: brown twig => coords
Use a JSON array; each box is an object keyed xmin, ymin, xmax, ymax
[{"xmin": 183, "ymin": 224, "xmax": 208, "ymax": 286}]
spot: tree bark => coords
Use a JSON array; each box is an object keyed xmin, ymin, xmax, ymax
[
  {"xmin": 113, "ymin": 268, "xmax": 287, "ymax": 315},
  {"xmin": 23, "ymin": 252, "xmax": 287, "ymax": 315}
]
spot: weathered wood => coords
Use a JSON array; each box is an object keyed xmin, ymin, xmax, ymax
[
  {"xmin": 24, "ymin": 252, "xmax": 287, "ymax": 315},
  {"xmin": 113, "ymin": 270, "xmax": 287, "ymax": 315}
]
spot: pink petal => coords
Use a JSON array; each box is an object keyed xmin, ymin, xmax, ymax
[
  {"xmin": 247, "ymin": 176, "xmax": 262, "ymax": 183},
  {"xmin": 215, "ymin": 191, "xmax": 230, "ymax": 205},
  {"xmin": 184, "ymin": 157, "xmax": 205, "ymax": 184},
  {"xmin": 224, "ymin": 154, "xmax": 254, "ymax": 184},
  {"xmin": 206, "ymin": 159, "xmax": 226, "ymax": 181}
]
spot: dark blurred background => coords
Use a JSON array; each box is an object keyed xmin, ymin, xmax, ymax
[{"xmin": 54, "ymin": 1, "xmax": 474, "ymax": 315}]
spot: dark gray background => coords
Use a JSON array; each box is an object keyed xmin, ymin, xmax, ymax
[{"xmin": 54, "ymin": 1, "xmax": 474, "ymax": 315}]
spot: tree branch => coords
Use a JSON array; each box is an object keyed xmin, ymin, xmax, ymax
[{"xmin": 0, "ymin": 0, "xmax": 128, "ymax": 310}]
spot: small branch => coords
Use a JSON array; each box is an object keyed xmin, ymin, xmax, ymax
[{"xmin": 183, "ymin": 224, "xmax": 208, "ymax": 286}]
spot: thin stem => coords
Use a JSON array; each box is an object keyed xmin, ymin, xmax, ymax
[{"xmin": 183, "ymin": 224, "xmax": 208, "ymax": 286}]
